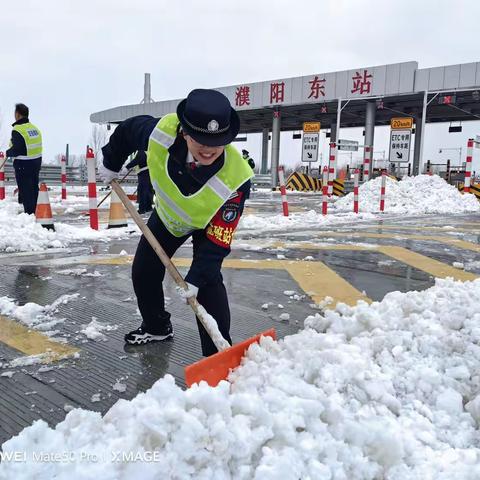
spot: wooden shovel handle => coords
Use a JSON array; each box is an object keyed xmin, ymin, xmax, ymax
[
  {"xmin": 97, "ymin": 168, "xmax": 133, "ymax": 208},
  {"xmin": 111, "ymin": 179, "xmax": 229, "ymax": 352}
]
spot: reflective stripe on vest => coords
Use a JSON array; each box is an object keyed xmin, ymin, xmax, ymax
[
  {"xmin": 12, "ymin": 122, "xmax": 42, "ymax": 160},
  {"xmin": 147, "ymin": 113, "xmax": 254, "ymax": 237}
]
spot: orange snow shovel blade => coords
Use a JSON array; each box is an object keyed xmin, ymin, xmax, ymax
[{"xmin": 185, "ymin": 328, "xmax": 276, "ymax": 388}]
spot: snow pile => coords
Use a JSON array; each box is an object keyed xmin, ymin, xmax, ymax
[
  {"xmin": 0, "ymin": 294, "xmax": 78, "ymax": 332},
  {"xmin": 0, "ymin": 197, "xmax": 139, "ymax": 253},
  {"xmin": 335, "ymin": 174, "xmax": 480, "ymax": 214},
  {"xmin": 2, "ymin": 278, "xmax": 480, "ymax": 479}
]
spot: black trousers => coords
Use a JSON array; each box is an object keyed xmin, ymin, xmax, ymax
[
  {"xmin": 13, "ymin": 159, "xmax": 41, "ymax": 214},
  {"xmin": 132, "ymin": 210, "xmax": 232, "ymax": 356},
  {"xmin": 137, "ymin": 170, "xmax": 153, "ymax": 213}
]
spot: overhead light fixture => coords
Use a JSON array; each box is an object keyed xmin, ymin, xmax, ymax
[
  {"xmin": 376, "ymin": 98, "xmax": 384, "ymax": 110},
  {"xmin": 473, "ymin": 90, "xmax": 480, "ymax": 101},
  {"xmin": 233, "ymin": 136, "xmax": 247, "ymax": 142},
  {"xmin": 321, "ymin": 104, "xmax": 328, "ymax": 114}
]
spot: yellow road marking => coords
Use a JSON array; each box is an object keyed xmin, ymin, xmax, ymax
[
  {"xmin": 0, "ymin": 315, "xmax": 79, "ymax": 362},
  {"xmin": 377, "ymin": 246, "xmax": 478, "ymax": 281},
  {"xmin": 85, "ymin": 256, "xmax": 370, "ymax": 306},
  {"xmin": 285, "ymin": 262, "xmax": 370, "ymax": 306},
  {"xmin": 313, "ymin": 231, "xmax": 480, "ymax": 252}
]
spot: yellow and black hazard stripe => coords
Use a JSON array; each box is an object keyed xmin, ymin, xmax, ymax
[
  {"xmin": 286, "ymin": 172, "xmax": 321, "ymax": 192},
  {"xmin": 333, "ymin": 179, "xmax": 345, "ymax": 197},
  {"xmin": 286, "ymin": 172, "xmax": 345, "ymax": 196},
  {"xmin": 458, "ymin": 183, "xmax": 480, "ymax": 200}
]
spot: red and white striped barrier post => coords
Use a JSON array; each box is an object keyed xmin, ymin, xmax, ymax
[
  {"xmin": 322, "ymin": 166, "xmax": 329, "ymax": 215},
  {"xmin": 0, "ymin": 152, "xmax": 5, "ymax": 201},
  {"xmin": 328, "ymin": 142, "xmax": 336, "ymax": 196},
  {"xmin": 363, "ymin": 145, "xmax": 372, "ymax": 181},
  {"xmin": 86, "ymin": 147, "xmax": 98, "ymax": 230},
  {"xmin": 277, "ymin": 166, "xmax": 289, "ymax": 217},
  {"xmin": 353, "ymin": 168, "xmax": 359, "ymax": 213},
  {"xmin": 379, "ymin": 170, "xmax": 387, "ymax": 212},
  {"xmin": 61, "ymin": 154, "xmax": 67, "ymax": 200},
  {"xmin": 464, "ymin": 138, "xmax": 474, "ymax": 194}
]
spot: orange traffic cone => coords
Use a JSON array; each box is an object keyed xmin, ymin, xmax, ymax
[
  {"xmin": 107, "ymin": 190, "xmax": 128, "ymax": 229},
  {"xmin": 35, "ymin": 183, "xmax": 55, "ymax": 231}
]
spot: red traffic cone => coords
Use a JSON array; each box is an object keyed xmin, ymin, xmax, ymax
[{"xmin": 35, "ymin": 183, "xmax": 55, "ymax": 231}]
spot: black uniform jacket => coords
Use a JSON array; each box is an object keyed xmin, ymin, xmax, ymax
[{"xmin": 102, "ymin": 115, "xmax": 251, "ymax": 288}]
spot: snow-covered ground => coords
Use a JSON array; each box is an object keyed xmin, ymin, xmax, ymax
[
  {"xmin": 1, "ymin": 278, "xmax": 480, "ymax": 479},
  {"xmin": 335, "ymin": 174, "xmax": 480, "ymax": 215},
  {"xmin": 0, "ymin": 197, "xmax": 139, "ymax": 253},
  {"xmin": 239, "ymin": 210, "xmax": 378, "ymax": 232},
  {"xmin": 237, "ymin": 175, "xmax": 479, "ymax": 233},
  {"xmin": 0, "ymin": 176, "xmax": 477, "ymax": 251}
]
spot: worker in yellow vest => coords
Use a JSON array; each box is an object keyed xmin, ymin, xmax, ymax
[
  {"xmin": 6, "ymin": 104, "xmax": 43, "ymax": 214},
  {"xmin": 98, "ymin": 89, "xmax": 253, "ymax": 356}
]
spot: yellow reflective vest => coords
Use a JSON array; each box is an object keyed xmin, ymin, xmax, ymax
[
  {"xmin": 147, "ymin": 113, "xmax": 253, "ymax": 237},
  {"xmin": 10, "ymin": 122, "xmax": 42, "ymax": 160}
]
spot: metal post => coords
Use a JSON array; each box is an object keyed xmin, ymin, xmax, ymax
[
  {"xmin": 86, "ymin": 146, "xmax": 98, "ymax": 230},
  {"xmin": 353, "ymin": 169, "xmax": 359, "ymax": 214},
  {"xmin": 61, "ymin": 155, "xmax": 67, "ymax": 200},
  {"xmin": 327, "ymin": 142, "xmax": 336, "ymax": 195},
  {"xmin": 335, "ymin": 98, "xmax": 341, "ymax": 146},
  {"xmin": 261, "ymin": 128, "xmax": 269, "ymax": 174},
  {"xmin": 65, "ymin": 143, "xmax": 69, "ymax": 166},
  {"xmin": 143, "ymin": 73, "xmax": 152, "ymax": 103},
  {"xmin": 270, "ymin": 109, "xmax": 281, "ymax": 188},
  {"xmin": 330, "ymin": 122, "xmax": 337, "ymax": 143},
  {"xmin": 363, "ymin": 145, "xmax": 372, "ymax": 181},
  {"xmin": 413, "ymin": 91, "xmax": 428, "ymax": 175},
  {"xmin": 464, "ymin": 138, "xmax": 474, "ymax": 193},
  {"xmin": 365, "ymin": 101, "xmax": 376, "ymax": 149},
  {"xmin": 446, "ymin": 159, "xmax": 451, "ymax": 182},
  {"xmin": 0, "ymin": 152, "xmax": 5, "ymax": 201},
  {"xmin": 277, "ymin": 166, "xmax": 289, "ymax": 216}
]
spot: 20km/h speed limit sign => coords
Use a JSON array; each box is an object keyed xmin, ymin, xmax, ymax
[{"xmin": 389, "ymin": 129, "xmax": 411, "ymax": 163}]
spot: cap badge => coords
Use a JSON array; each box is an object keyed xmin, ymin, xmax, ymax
[{"xmin": 207, "ymin": 120, "xmax": 219, "ymax": 132}]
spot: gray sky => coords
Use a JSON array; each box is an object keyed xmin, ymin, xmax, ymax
[{"xmin": 1, "ymin": 0, "xmax": 480, "ymax": 172}]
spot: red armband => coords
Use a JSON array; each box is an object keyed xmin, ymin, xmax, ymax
[{"xmin": 205, "ymin": 192, "xmax": 244, "ymax": 247}]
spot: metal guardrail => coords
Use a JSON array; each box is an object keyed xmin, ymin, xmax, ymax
[
  {"xmin": 3, "ymin": 163, "xmax": 271, "ymax": 189},
  {"xmin": 252, "ymin": 173, "xmax": 272, "ymax": 188},
  {"xmin": 3, "ymin": 164, "xmax": 137, "ymax": 186}
]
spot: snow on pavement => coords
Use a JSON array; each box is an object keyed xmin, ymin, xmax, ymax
[
  {"xmin": 1, "ymin": 278, "xmax": 480, "ymax": 479},
  {"xmin": 239, "ymin": 209, "xmax": 378, "ymax": 232},
  {"xmin": 0, "ymin": 197, "xmax": 140, "ymax": 253},
  {"xmin": 0, "ymin": 294, "xmax": 78, "ymax": 333},
  {"xmin": 335, "ymin": 174, "xmax": 480, "ymax": 215}
]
